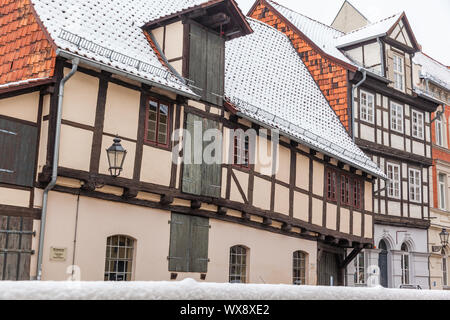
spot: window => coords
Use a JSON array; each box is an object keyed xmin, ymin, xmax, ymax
[
  {"xmin": 412, "ymin": 110, "xmax": 424, "ymax": 139},
  {"xmin": 354, "ymin": 252, "xmax": 365, "ymax": 285},
  {"xmin": 436, "ymin": 118, "xmax": 444, "ymax": 147},
  {"xmin": 390, "ymin": 102, "xmax": 404, "ymax": 133},
  {"xmin": 293, "ymin": 251, "xmax": 307, "ymax": 285},
  {"xmin": 145, "ymin": 99, "xmax": 170, "ymax": 146},
  {"xmin": 168, "ymin": 213, "xmax": 210, "ymax": 273},
  {"xmin": 443, "ymin": 249, "xmax": 448, "ymax": 287},
  {"xmin": 233, "ymin": 134, "xmax": 249, "ymax": 168},
  {"xmin": 353, "ymin": 180, "xmax": 362, "ymax": 209},
  {"xmin": 0, "ymin": 118, "xmax": 37, "ymax": 187},
  {"xmin": 341, "ymin": 175, "xmax": 351, "ymax": 206},
  {"xmin": 439, "ymin": 173, "xmax": 447, "ymax": 210},
  {"xmin": 104, "ymin": 235, "xmax": 134, "ymax": 281},
  {"xmin": 229, "ymin": 245, "xmax": 248, "ymax": 283},
  {"xmin": 360, "ymin": 91, "xmax": 374, "ymax": 123},
  {"xmin": 400, "ymin": 243, "xmax": 410, "ymax": 285},
  {"xmin": 387, "ymin": 163, "xmax": 401, "ymax": 199},
  {"xmin": 393, "ymin": 54, "xmax": 405, "ymax": 91},
  {"xmin": 326, "ymin": 169, "xmax": 337, "ymax": 201},
  {"xmin": 409, "ymin": 168, "xmax": 421, "ymax": 203}
]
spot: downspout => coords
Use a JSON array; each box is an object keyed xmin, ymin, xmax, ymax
[
  {"xmin": 351, "ymin": 69, "xmax": 367, "ymax": 141},
  {"xmin": 36, "ymin": 58, "xmax": 79, "ymax": 280}
]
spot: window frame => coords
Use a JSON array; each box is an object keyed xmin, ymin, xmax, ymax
[
  {"xmin": 400, "ymin": 243, "xmax": 410, "ymax": 285},
  {"xmin": 436, "ymin": 117, "xmax": 444, "ymax": 147},
  {"xmin": 327, "ymin": 168, "xmax": 364, "ymax": 210},
  {"xmin": 354, "ymin": 251, "xmax": 365, "ymax": 285},
  {"xmin": 233, "ymin": 133, "xmax": 250, "ymax": 169},
  {"xmin": 359, "ymin": 90, "xmax": 375, "ymax": 124},
  {"xmin": 293, "ymin": 251, "xmax": 307, "ymax": 285},
  {"xmin": 393, "ymin": 54, "xmax": 405, "ymax": 92},
  {"xmin": 144, "ymin": 97, "xmax": 172, "ymax": 149},
  {"xmin": 341, "ymin": 174, "xmax": 351, "ymax": 207},
  {"xmin": 104, "ymin": 235, "xmax": 135, "ymax": 281},
  {"xmin": 439, "ymin": 173, "xmax": 447, "ymax": 211},
  {"xmin": 408, "ymin": 168, "xmax": 421, "ymax": 203},
  {"xmin": 387, "ymin": 162, "xmax": 401, "ymax": 199},
  {"xmin": 229, "ymin": 245, "xmax": 248, "ymax": 284},
  {"xmin": 411, "ymin": 109, "xmax": 424, "ymax": 140},
  {"xmin": 326, "ymin": 169, "xmax": 337, "ymax": 202},
  {"xmin": 390, "ymin": 101, "xmax": 404, "ymax": 134}
]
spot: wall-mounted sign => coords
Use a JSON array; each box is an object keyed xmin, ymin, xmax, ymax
[{"xmin": 50, "ymin": 247, "xmax": 67, "ymax": 262}]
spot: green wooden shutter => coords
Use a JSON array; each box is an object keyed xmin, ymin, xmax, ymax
[
  {"xmin": 201, "ymin": 118, "xmax": 222, "ymax": 198},
  {"xmin": 205, "ymin": 31, "xmax": 225, "ymax": 106},
  {"xmin": 189, "ymin": 216, "xmax": 210, "ymax": 273},
  {"xmin": 189, "ymin": 24, "xmax": 207, "ymax": 99},
  {"xmin": 168, "ymin": 213, "xmax": 191, "ymax": 272},
  {"xmin": 0, "ymin": 118, "xmax": 37, "ymax": 187},
  {"xmin": 182, "ymin": 113, "xmax": 203, "ymax": 195}
]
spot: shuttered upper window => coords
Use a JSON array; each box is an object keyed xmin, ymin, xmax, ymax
[
  {"xmin": 0, "ymin": 118, "xmax": 37, "ymax": 187},
  {"xmin": 326, "ymin": 169, "xmax": 337, "ymax": 201},
  {"xmin": 188, "ymin": 23, "xmax": 225, "ymax": 106},
  {"xmin": 145, "ymin": 99, "xmax": 171, "ymax": 147},
  {"xmin": 168, "ymin": 213, "xmax": 210, "ymax": 273}
]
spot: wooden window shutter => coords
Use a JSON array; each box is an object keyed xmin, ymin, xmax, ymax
[
  {"xmin": 168, "ymin": 213, "xmax": 191, "ymax": 272},
  {"xmin": 189, "ymin": 215, "xmax": 210, "ymax": 273},
  {"xmin": 201, "ymin": 118, "xmax": 222, "ymax": 198},
  {"xmin": 182, "ymin": 113, "xmax": 202, "ymax": 195},
  {"xmin": 189, "ymin": 23, "xmax": 207, "ymax": 99},
  {"xmin": 0, "ymin": 118, "xmax": 37, "ymax": 187},
  {"xmin": 205, "ymin": 31, "xmax": 225, "ymax": 106}
]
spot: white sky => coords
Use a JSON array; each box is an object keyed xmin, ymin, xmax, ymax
[{"xmin": 236, "ymin": 0, "xmax": 450, "ymax": 66}]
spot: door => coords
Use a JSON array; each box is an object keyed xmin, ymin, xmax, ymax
[
  {"xmin": 318, "ymin": 251, "xmax": 340, "ymax": 286},
  {"xmin": 378, "ymin": 240, "xmax": 388, "ymax": 288},
  {"xmin": 0, "ymin": 215, "xmax": 34, "ymax": 280}
]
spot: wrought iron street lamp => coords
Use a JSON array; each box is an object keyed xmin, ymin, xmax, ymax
[
  {"xmin": 106, "ymin": 137, "xmax": 127, "ymax": 177},
  {"xmin": 440, "ymin": 228, "xmax": 449, "ymax": 248}
]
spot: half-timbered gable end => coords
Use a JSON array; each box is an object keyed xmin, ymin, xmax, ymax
[{"xmin": 0, "ymin": 0, "xmax": 384, "ymax": 285}]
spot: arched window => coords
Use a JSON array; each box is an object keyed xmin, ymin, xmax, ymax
[
  {"xmin": 442, "ymin": 249, "xmax": 448, "ymax": 287},
  {"xmin": 104, "ymin": 235, "xmax": 135, "ymax": 281},
  {"xmin": 293, "ymin": 251, "xmax": 307, "ymax": 285},
  {"xmin": 229, "ymin": 245, "xmax": 248, "ymax": 283},
  {"xmin": 400, "ymin": 243, "xmax": 410, "ymax": 285}
]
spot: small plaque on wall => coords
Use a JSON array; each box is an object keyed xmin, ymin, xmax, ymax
[{"xmin": 50, "ymin": 247, "xmax": 67, "ymax": 262}]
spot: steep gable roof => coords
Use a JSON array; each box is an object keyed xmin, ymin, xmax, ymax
[
  {"xmin": 331, "ymin": 0, "xmax": 369, "ymax": 33},
  {"xmin": 30, "ymin": 0, "xmax": 234, "ymax": 98},
  {"xmin": 225, "ymin": 18, "xmax": 385, "ymax": 178},
  {"xmin": 413, "ymin": 52, "xmax": 450, "ymax": 92}
]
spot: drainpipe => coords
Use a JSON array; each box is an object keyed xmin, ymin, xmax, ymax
[
  {"xmin": 351, "ymin": 69, "xmax": 367, "ymax": 141},
  {"xmin": 36, "ymin": 58, "xmax": 80, "ymax": 280}
]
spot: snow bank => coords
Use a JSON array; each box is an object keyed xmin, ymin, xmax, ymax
[{"xmin": 1, "ymin": 279, "xmax": 449, "ymax": 300}]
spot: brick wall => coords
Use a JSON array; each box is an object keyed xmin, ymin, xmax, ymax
[
  {"xmin": 431, "ymin": 106, "xmax": 450, "ymax": 208},
  {"xmin": 0, "ymin": 0, "xmax": 56, "ymax": 84},
  {"xmin": 250, "ymin": 2, "xmax": 350, "ymax": 131}
]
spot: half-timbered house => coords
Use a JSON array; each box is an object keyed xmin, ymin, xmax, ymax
[
  {"xmin": 413, "ymin": 52, "xmax": 450, "ymax": 290},
  {"xmin": 248, "ymin": 0, "xmax": 440, "ymax": 288},
  {"xmin": 0, "ymin": 0, "xmax": 384, "ymax": 285}
]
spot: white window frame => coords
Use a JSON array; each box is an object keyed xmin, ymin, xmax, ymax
[
  {"xmin": 439, "ymin": 173, "xmax": 447, "ymax": 211},
  {"xmin": 360, "ymin": 90, "xmax": 374, "ymax": 124},
  {"xmin": 411, "ymin": 110, "xmax": 424, "ymax": 139},
  {"xmin": 353, "ymin": 251, "xmax": 365, "ymax": 285},
  {"xmin": 401, "ymin": 243, "xmax": 410, "ymax": 285},
  {"xmin": 393, "ymin": 54, "xmax": 405, "ymax": 92},
  {"xmin": 390, "ymin": 102, "xmax": 404, "ymax": 133},
  {"xmin": 387, "ymin": 162, "xmax": 401, "ymax": 199},
  {"xmin": 408, "ymin": 168, "xmax": 421, "ymax": 203},
  {"xmin": 436, "ymin": 117, "xmax": 444, "ymax": 147}
]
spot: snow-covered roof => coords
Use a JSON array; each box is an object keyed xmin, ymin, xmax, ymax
[
  {"xmin": 0, "ymin": 77, "xmax": 51, "ymax": 90},
  {"xmin": 1, "ymin": 278, "xmax": 449, "ymax": 300},
  {"xmin": 30, "ymin": 0, "xmax": 215, "ymax": 98},
  {"xmin": 413, "ymin": 52, "xmax": 450, "ymax": 92},
  {"xmin": 225, "ymin": 18, "xmax": 385, "ymax": 178},
  {"xmin": 335, "ymin": 13, "xmax": 402, "ymax": 48},
  {"xmin": 266, "ymin": 1, "xmax": 357, "ymax": 68}
]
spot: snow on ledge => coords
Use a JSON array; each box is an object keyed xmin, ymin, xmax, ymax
[{"xmin": 0, "ymin": 279, "xmax": 449, "ymax": 300}]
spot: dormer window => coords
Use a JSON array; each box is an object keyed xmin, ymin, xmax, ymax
[{"xmin": 393, "ymin": 54, "xmax": 405, "ymax": 92}]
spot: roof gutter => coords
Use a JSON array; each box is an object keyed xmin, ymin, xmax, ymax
[
  {"xmin": 236, "ymin": 112, "xmax": 386, "ymax": 180},
  {"xmin": 351, "ymin": 68, "xmax": 367, "ymax": 142},
  {"xmin": 56, "ymin": 49, "xmax": 200, "ymax": 101},
  {"xmin": 36, "ymin": 58, "xmax": 79, "ymax": 280}
]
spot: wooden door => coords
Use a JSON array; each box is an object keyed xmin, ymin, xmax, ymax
[
  {"xmin": 0, "ymin": 215, "xmax": 34, "ymax": 280},
  {"xmin": 318, "ymin": 251, "xmax": 340, "ymax": 286}
]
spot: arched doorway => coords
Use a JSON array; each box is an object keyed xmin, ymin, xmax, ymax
[{"xmin": 378, "ymin": 239, "xmax": 389, "ymax": 288}]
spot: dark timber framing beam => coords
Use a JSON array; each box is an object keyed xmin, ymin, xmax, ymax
[{"xmin": 340, "ymin": 246, "xmax": 363, "ymax": 269}]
